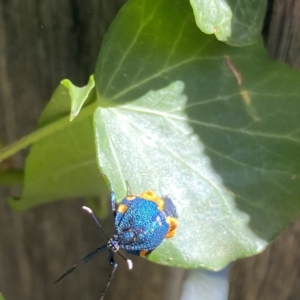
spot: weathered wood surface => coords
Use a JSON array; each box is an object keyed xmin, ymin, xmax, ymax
[
  {"xmin": 0, "ymin": 0, "xmax": 299, "ymax": 300},
  {"xmin": 229, "ymin": 0, "xmax": 300, "ymax": 299},
  {"xmin": 0, "ymin": 1, "xmax": 172, "ymax": 300}
]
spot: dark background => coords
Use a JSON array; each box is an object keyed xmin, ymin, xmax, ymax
[{"xmin": 0, "ymin": 0, "xmax": 299, "ymax": 299}]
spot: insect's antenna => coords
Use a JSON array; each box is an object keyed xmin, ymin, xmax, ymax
[
  {"xmin": 54, "ymin": 244, "xmax": 107, "ymax": 283},
  {"xmin": 82, "ymin": 206, "xmax": 110, "ymax": 240},
  {"xmin": 83, "ymin": 206, "xmax": 133, "ymax": 270},
  {"xmin": 117, "ymin": 250, "xmax": 133, "ymax": 270}
]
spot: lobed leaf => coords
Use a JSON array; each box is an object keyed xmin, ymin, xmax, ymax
[{"xmin": 94, "ymin": 0, "xmax": 300, "ymax": 268}]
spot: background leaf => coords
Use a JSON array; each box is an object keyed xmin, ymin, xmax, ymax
[
  {"xmin": 94, "ymin": 0, "xmax": 300, "ymax": 268},
  {"xmin": 9, "ymin": 83, "xmax": 108, "ymax": 211},
  {"xmin": 189, "ymin": 0, "xmax": 267, "ymax": 45}
]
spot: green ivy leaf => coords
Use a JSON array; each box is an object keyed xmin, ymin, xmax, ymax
[
  {"xmin": 94, "ymin": 81, "xmax": 267, "ymax": 268},
  {"xmin": 94, "ymin": 0, "xmax": 300, "ymax": 268},
  {"xmin": 189, "ymin": 0, "xmax": 267, "ymax": 45}
]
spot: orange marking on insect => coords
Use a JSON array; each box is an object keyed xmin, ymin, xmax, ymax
[
  {"xmin": 117, "ymin": 204, "xmax": 128, "ymax": 213},
  {"xmin": 125, "ymin": 196, "xmax": 136, "ymax": 201},
  {"xmin": 165, "ymin": 217, "xmax": 178, "ymax": 238},
  {"xmin": 139, "ymin": 250, "xmax": 148, "ymax": 256},
  {"xmin": 139, "ymin": 190, "xmax": 164, "ymax": 211}
]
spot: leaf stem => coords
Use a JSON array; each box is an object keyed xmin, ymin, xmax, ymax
[{"xmin": 0, "ymin": 101, "xmax": 98, "ymax": 162}]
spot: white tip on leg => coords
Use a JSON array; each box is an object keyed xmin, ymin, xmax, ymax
[
  {"xmin": 82, "ymin": 206, "xmax": 93, "ymax": 214},
  {"xmin": 127, "ymin": 259, "xmax": 133, "ymax": 270}
]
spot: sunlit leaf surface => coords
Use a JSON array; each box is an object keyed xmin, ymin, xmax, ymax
[{"xmin": 94, "ymin": 81, "xmax": 267, "ymax": 268}]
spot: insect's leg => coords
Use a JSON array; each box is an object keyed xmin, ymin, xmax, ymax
[
  {"xmin": 126, "ymin": 180, "xmax": 132, "ymax": 195},
  {"xmin": 101, "ymin": 174, "xmax": 117, "ymax": 218},
  {"xmin": 100, "ymin": 252, "xmax": 118, "ymax": 300},
  {"xmin": 110, "ymin": 185, "xmax": 117, "ymax": 218}
]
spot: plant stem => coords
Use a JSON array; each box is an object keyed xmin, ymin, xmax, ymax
[{"xmin": 0, "ymin": 101, "xmax": 98, "ymax": 162}]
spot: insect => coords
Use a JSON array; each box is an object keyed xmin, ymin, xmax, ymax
[{"xmin": 55, "ymin": 179, "xmax": 178, "ymax": 299}]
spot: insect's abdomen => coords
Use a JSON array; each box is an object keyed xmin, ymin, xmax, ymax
[{"xmin": 115, "ymin": 197, "xmax": 169, "ymax": 255}]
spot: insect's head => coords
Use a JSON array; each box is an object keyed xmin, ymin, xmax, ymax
[{"xmin": 107, "ymin": 236, "xmax": 120, "ymax": 252}]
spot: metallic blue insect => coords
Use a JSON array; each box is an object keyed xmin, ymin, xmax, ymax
[{"xmin": 55, "ymin": 179, "xmax": 178, "ymax": 299}]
